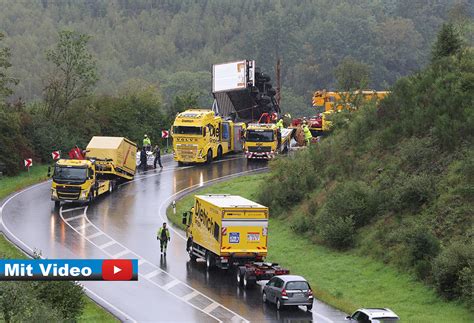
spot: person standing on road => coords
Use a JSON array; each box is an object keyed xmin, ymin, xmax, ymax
[
  {"xmin": 139, "ymin": 146, "xmax": 148, "ymax": 172},
  {"xmin": 153, "ymin": 145, "xmax": 163, "ymax": 169},
  {"xmin": 157, "ymin": 222, "xmax": 170, "ymax": 255}
]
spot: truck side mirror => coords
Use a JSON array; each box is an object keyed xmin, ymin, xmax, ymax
[{"xmin": 182, "ymin": 212, "xmax": 188, "ymax": 225}]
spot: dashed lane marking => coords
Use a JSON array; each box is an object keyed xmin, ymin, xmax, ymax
[
  {"xmin": 182, "ymin": 290, "xmax": 200, "ymax": 301},
  {"xmin": 75, "ymin": 222, "xmax": 92, "ymax": 230},
  {"xmin": 86, "ymin": 231, "xmax": 103, "ymax": 239},
  {"xmin": 98, "ymin": 241, "xmax": 116, "ymax": 249},
  {"xmin": 63, "ymin": 214, "xmax": 85, "ymax": 222},
  {"xmin": 162, "ymin": 279, "xmax": 180, "ymax": 290},
  {"xmin": 203, "ymin": 302, "xmax": 221, "ymax": 314},
  {"xmin": 59, "ymin": 206, "xmax": 247, "ymax": 323}
]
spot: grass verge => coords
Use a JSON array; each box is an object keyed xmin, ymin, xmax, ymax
[
  {"xmin": 0, "ymin": 165, "xmax": 49, "ymax": 200},
  {"xmin": 166, "ymin": 173, "xmax": 473, "ymax": 322},
  {"xmin": 0, "ymin": 167, "xmax": 117, "ymax": 322}
]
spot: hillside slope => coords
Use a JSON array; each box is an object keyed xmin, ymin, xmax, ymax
[{"xmin": 259, "ymin": 24, "xmax": 473, "ymax": 308}]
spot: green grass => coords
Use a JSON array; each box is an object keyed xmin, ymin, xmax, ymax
[
  {"xmin": 167, "ymin": 174, "xmax": 473, "ymax": 323},
  {"xmin": 0, "ymin": 167, "xmax": 117, "ymax": 322},
  {"xmin": 0, "ymin": 165, "xmax": 50, "ymax": 200}
]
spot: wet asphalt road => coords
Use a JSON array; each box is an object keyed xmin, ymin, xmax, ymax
[{"xmin": 1, "ymin": 155, "xmax": 347, "ymax": 322}]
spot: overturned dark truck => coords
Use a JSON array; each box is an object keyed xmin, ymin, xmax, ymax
[{"xmin": 212, "ymin": 60, "xmax": 281, "ymax": 123}]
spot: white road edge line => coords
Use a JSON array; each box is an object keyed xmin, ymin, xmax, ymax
[
  {"xmin": 182, "ymin": 290, "xmax": 199, "ymax": 301},
  {"xmin": 86, "ymin": 231, "xmax": 103, "ymax": 239},
  {"xmin": 203, "ymin": 302, "xmax": 220, "ymax": 314},
  {"xmin": 75, "ymin": 222, "xmax": 92, "ymax": 230},
  {"xmin": 112, "ymin": 249, "xmax": 131, "ymax": 259},
  {"xmin": 0, "ymin": 189, "xmax": 136, "ymax": 322},
  {"xmin": 144, "ymin": 270, "xmax": 159, "ymax": 279}
]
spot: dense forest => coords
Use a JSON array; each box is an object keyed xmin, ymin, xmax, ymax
[
  {"xmin": 0, "ymin": 0, "xmax": 472, "ymax": 175},
  {"xmin": 1, "ymin": 0, "xmax": 473, "ymax": 108},
  {"xmin": 259, "ymin": 24, "xmax": 473, "ymax": 308}
]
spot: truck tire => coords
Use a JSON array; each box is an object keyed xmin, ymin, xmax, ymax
[
  {"xmin": 236, "ymin": 267, "xmax": 245, "ymax": 286},
  {"xmin": 243, "ymin": 273, "xmax": 255, "ymax": 289},
  {"xmin": 206, "ymin": 149, "xmax": 213, "ymax": 164},
  {"xmin": 217, "ymin": 146, "xmax": 223, "ymax": 160},
  {"xmin": 205, "ymin": 252, "xmax": 215, "ymax": 270},
  {"xmin": 188, "ymin": 242, "xmax": 197, "ymax": 262}
]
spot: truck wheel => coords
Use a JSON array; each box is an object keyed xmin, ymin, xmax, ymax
[
  {"xmin": 188, "ymin": 243, "xmax": 197, "ymax": 262},
  {"xmin": 205, "ymin": 252, "xmax": 215, "ymax": 270},
  {"xmin": 243, "ymin": 274, "xmax": 255, "ymax": 289},
  {"xmin": 206, "ymin": 150, "xmax": 213, "ymax": 164},
  {"xmin": 217, "ymin": 146, "xmax": 223, "ymax": 160},
  {"xmin": 236, "ymin": 268, "xmax": 244, "ymax": 286}
]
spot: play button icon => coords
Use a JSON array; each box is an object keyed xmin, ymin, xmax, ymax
[{"xmin": 102, "ymin": 260, "xmax": 134, "ymax": 281}]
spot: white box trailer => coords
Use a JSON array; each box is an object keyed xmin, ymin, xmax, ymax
[{"xmin": 212, "ymin": 60, "xmax": 255, "ymax": 93}]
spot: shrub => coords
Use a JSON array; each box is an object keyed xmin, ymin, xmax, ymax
[
  {"xmin": 34, "ymin": 281, "xmax": 85, "ymax": 320},
  {"xmin": 432, "ymin": 241, "xmax": 473, "ymax": 301},
  {"xmin": 317, "ymin": 211, "xmax": 355, "ymax": 250},
  {"xmin": 392, "ymin": 174, "xmax": 436, "ymax": 213},
  {"xmin": 404, "ymin": 227, "xmax": 440, "ymax": 266},
  {"xmin": 324, "ymin": 181, "xmax": 376, "ymax": 228}
]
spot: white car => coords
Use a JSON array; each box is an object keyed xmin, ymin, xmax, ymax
[{"xmin": 346, "ymin": 308, "xmax": 400, "ymax": 323}]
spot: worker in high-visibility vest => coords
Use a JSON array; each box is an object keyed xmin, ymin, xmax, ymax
[
  {"xmin": 143, "ymin": 134, "xmax": 151, "ymax": 151},
  {"xmin": 276, "ymin": 118, "xmax": 284, "ymax": 130},
  {"xmin": 157, "ymin": 222, "xmax": 170, "ymax": 255},
  {"xmin": 303, "ymin": 122, "xmax": 313, "ymax": 146}
]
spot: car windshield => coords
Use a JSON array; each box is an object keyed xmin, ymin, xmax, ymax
[
  {"xmin": 53, "ymin": 166, "xmax": 87, "ymax": 181},
  {"xmin": 173, "ymin": 126, "xmax": 202, "ymax": 135},
  {"xmin": 372, "ymin": 318, "xmax": 400, "ymax": 323},
  {"xmin": 286, "ymin": 281, "xmax": 310, "ymax": 290},
  {"xmin": 246, "ymin": 130, "xmax": 273, "ymax": 142}
]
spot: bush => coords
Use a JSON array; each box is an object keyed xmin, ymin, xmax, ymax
[
  {"xmin": 432, "ymin": 241, "xmax": 473, "ymax": 301},
  {"xmin": 317, "ymin": 211, "xmax": 355, "ymax": 250},
  {"xmin": 35, "ymin": 281, "xmax": 85, "ymax": 320},
  {"xmin": 404, "ymin": 227, "xmax": 440, "ymax": 266},
  {"xmin": 324, "ymin": 181, "xmax": 376, "ymax": 228},
  {"xmin": 392, "ymin": 174, "xmax": 436, "ymax": 213}
]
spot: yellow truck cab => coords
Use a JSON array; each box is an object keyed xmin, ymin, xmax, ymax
[
  {"xmin": 244, "ymin": 123, "xmax": 293, "ymax": 160},
  {"xmin": 50, "ymin": 136, "xmax": 137, "ymax": 207},
  {"xmin": 172, "ymin": 109, "xmax": 245, "ymax": 165},
  {"xmin": 183, "ymin": 194, "xmax": 289, "ymax": 287}
]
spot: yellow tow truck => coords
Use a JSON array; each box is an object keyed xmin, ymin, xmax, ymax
[
  {"xmin": 182, "ymin": 194, "xmax": 289, "ymax": 287},
  {"xmin": 49, "ymin": 136, "xmax": 137, "ymax": 207},
  {"xmin": 244, "ymin": 123, "xmax": 294, "ymax": 160},
  {"xmin": 171, "ymin": 109, "xmax": 245, "ymax": 165}
]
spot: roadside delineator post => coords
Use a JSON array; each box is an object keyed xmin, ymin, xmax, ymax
[{"xmin": 172, "ymin": 200, "xmax": 176, "ymax": 214}]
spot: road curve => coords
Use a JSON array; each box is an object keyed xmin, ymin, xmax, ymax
[{"xmin": 1, "ymin": 155, "xmax": 347, "ymax": 322}]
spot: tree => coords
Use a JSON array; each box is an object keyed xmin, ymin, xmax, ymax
[
  {"xmin": 334, "ymin": 57, "xmax": 371, "ymax": 90},
  {"xmin": 0, "ymin": 32, "xmax": 18, "ymax": 100},
  {"xmin": 431, "ymin": 23, "xmax": 463, "ymax": 61},
  {"xmin": 44, "ymin": 30, "xmax": 98, "ymax": 120}
]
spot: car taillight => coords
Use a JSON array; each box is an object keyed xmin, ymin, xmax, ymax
[{"xmin": 281, "ymin": 289, "xmax": 287, "ymax": 297}]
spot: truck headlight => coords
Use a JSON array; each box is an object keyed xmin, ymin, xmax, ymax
[
  {"xmin": 81, "ymin": 191, "xmax": 88, "ymax": 199},
  {"xmin": 51, "ymin": 189, "xmax": 57, "ymax": 197}
]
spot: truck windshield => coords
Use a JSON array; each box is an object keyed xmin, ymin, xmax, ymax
[
  {"xmin": 246, "ymin": 130, "xmax": 274, "ymax": 142},
  {"xmin": 173, "ymin": 126, "xmax": 202, "ymax": 135},
  {"xmin": 53, "ymin": 166, "xmax": 87, "ymax": 182}
]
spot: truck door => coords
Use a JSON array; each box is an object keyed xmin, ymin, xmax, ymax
[
  {"xmin": 221, "ymin": 122, "xmax": 231, "ymax": 152},
  {"xmin": 232, "ymin": 124, "xmax": 244, "ymax": 152}
]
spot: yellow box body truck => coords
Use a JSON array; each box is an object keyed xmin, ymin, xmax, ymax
[
  {"xmin": 172, "ymin": 109, "xmax": 245, "ymax": 165},
  {"xmin": 50, "ymin": 136, "xmax": 137, "ymax": 206},
  {"xmin": 182, "ymin": 194, "xmax": 289, "ymax": 287},
  {"xmin": 244, "ymin": 123, "xmax": 294, "ymax": 160}
]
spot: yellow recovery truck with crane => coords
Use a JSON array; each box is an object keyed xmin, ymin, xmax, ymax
[
  {"xmin": 182, "ymin": 194, "xmax": 289, "ymax": 287},
  {"xmin": 172, "ymin": 109, "xmax": 245, "ymax": 165},
  {"xmin": 244, "ymin": 123, "xmax": 294, "ymax": 160},
  {"xmin": 50, "ymin": 136, "xmax": 137, "ymax": 206}
]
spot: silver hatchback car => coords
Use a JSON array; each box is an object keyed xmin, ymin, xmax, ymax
[{"xmin": 262, "ymin": 275, "xmax": 314, "ymax": 311}]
